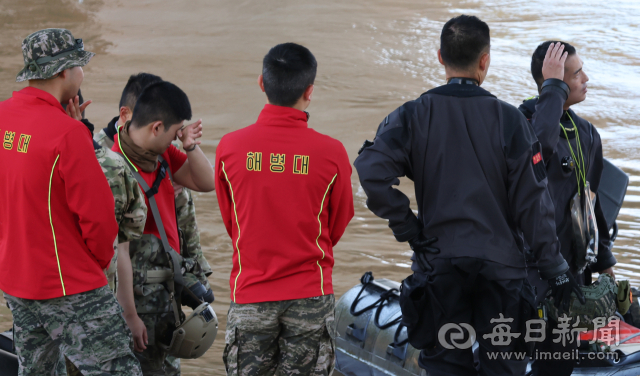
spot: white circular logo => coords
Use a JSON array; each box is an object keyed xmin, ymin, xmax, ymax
[{"xmin": 438, "ymin": 323, "xmax": 476, "ymax": 349}]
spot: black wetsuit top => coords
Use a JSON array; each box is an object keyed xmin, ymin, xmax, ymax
[
  {"xmin": 354, "ymin": 81, "xmax": 568, "ymax": 280},
  {"xmin": 519, "ymin": 88, "xmax": 616, "ymax": 274}
]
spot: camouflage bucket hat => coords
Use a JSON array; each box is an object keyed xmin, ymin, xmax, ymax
[{"xmin": 16, "ymin": 28, "xmax": 95, "ymax": 82}]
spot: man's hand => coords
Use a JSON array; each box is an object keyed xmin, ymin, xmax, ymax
[
  {"xmin": 547, "ymin": 271, "xmax": 585, "ymax": 312},
  {"xmin": 178, "ymin": 119, "xmax": 203, "ymax": 151},
  {"xmin": 173, "ymin": 183, "xmax": 184, "ymax": 197},
  {"xmin": 409, "ymin": 233, "xmax": 440, "ymax": 272},
  {"xmin": 123, "ymin": 312, "xmax": 148, "ymax": 352},
  {"xmin": 600, "ymin": 267, "xmax": 616, "ymax": 281},
  {"xmin": 542, "ymin": 42, "xmax": 568, "ymax": 81},
  {"xmin": 66, "ymin": 95, "xmax": 91, "ymax": 121}
]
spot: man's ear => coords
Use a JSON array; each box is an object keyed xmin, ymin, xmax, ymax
[
  {"xmin": 304, "ymin": 84, "xmax": 314, "ymax": 102},
  {"xmin": 479, "ymin": 52, "xmax": 490, "ymax": 73},
  {"xmin": 150, "ymin": 121, "xmax": 164, "ymax": 136},
  {"xmin": 258, "ymin": 74, "xmax": 265, "ymax": 93},
  {"xmin": 57, "ymin": 69, "xmax": 68, "ymax": 80},
  {"xmin": 437, "ymin": 49, "xmax": 445, "ymax": 66},
  {"xmin": 119, "ymin": 106, "xmax": 132, "ymax": 125}
]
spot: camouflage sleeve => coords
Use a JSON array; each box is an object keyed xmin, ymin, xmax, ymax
[
  {"xmin": 176, "ymin": 188, "xmax": 212, "ymax": 289},
  {"xmin": 97, "ymin": 148, "xmax": 147, "ymax": 243},
  {"xmin": 118, "ymin": 159, "xmax": 147, "ymax": 243}
]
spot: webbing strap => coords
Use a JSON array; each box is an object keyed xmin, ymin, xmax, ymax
[
  {"xmin": 130, "ymin": 170, "xmax": 185, "ymax": 287},
  {"xmin": 159, "ymin": 155, "xmax": 173, "ymax": 183},
  {"xmin": 125, "ymin": 162, "xmax": 184, "ymax": 327}
]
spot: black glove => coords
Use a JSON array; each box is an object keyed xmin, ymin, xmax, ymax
[
  {"xmin": 409, "ymin": 233, "xmax": 440, "ymax": 272},
  {"xmin": 182, "ymin": 281, "xmax": 215, "ymax": 309},
  {"xmin": 547, "ymin": 271, "xmax": 586, "ymax": 312}
]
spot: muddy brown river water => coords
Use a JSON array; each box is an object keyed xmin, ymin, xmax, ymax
[{"xmin": 0, "ymin": 0, "xmax": 639, "ymax": 374}]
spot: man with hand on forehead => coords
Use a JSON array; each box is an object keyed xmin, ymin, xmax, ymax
[
  {"xmin": 111, "ymin": 81, "xmax": 215, "ymax": 376},
  {"xmin": 520, "ymin": 41, "xmax": 615, "ymax": 376}
]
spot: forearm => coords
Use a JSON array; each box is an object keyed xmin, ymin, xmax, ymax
[
  {"xmin": 116, "ymin": 243, "xmax": 138, "ymax": 318},
  {"xmin": 355, "ymin": 150, "xmax": 419, "ymax": 242},
  {"xmin": 186, "ymin": 147, "xmax": 216, "ymax": 191},
  {"xmin": 531, "ymin": 83, "xmax": 567, "ymax": 161}
]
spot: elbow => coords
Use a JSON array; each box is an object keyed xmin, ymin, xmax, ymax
[{"xmin": 196, "ymin": 179, "xmax": 216, "ymax": 193}]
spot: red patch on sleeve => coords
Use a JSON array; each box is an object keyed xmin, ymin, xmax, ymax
[{"xmin": 532, "ymin": 152, "xmax": 542, "ymax": 165}]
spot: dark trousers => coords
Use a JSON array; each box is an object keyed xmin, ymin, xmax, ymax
[{"xmin": 417, "ymin": 259, "xmax": 530, "ymax": 376}]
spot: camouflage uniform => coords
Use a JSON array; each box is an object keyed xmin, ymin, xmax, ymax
[
  {"xmin": 94, "ymin": 134, "xmax": 211, "ymax": 375},
  {"xmin": 94, "ymin": 134, "xmax": 211, "ymax": 290},
  {"xmin": 97, "ymin": 146, "xmax": 148, "ymax": 291},
  {"xmin": 223, "ymin": 295, "xmax": 336, "ymax": 376},
  {"xmin": 5, "ymin": 286, "xmax": 141, "ymax": 376},
  {"xmin": 94, "ymin": 128, "xmax": 114, "ymax": 150},
  {"xmin": 175, "ymin": 187, "xmax": 212, "ymax": 290},
  {"xmin": 65, "ymin": 146, "xmax": 148, "ymax": 376}
]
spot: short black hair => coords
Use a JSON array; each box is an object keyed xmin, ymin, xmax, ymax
[
  {"xmin": 440, "ymin": 15, "xmax": 491, "ymax": 70},
  {"xmin": 119, "ymin": 73, "xmax": 163, "ymax": 110},
  {"xmin": 130, "ymin": 81, "xmax": 192, "ymax": 131},
  {"xmin": 531, "ymin": 41, "xmax": 577, "ymax": 89},
  {"xmin": 262, "ymin": 43, "xmax": 317, "ymax": 107}
]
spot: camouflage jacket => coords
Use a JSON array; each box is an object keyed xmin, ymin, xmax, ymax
[
  {"xmin": 95, "ymin": 132, "xmax": 211, "ymax": 313},
  {"xmin": 95, "ymin": 146, "xmax": 147, "ymax": 291},
  {"xmin": 94, "ymin": 128, "xmax": 114, "ymax": 150}
]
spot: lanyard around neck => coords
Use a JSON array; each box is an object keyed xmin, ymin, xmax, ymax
[{"xmin": 559, "ymin": 112, "xmax": 587, "ymax": 194}]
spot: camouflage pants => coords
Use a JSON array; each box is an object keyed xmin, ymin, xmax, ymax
[
  {"xmin": 223, "ymin": 294, "xmax": 336, "ymax": 376},
  {"xmin": 4, "ymin": 286, "xmax": 142, "ymax": 376},
  {"xmin": 134, "ymin": 312, "xmax": 180, "ymax": 376}
]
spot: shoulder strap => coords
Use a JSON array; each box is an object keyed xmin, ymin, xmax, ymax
[
  {"xmin": 117, "ymin": 153, "xmax": 184, "ymax": 288},
  {"xmin": 158, "ymin": 155, "xmax": 173, "ymax": 184}
]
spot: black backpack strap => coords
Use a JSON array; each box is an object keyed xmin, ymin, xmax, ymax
[{"xmin": 144, "ymin": 158, "xmax": 169, "ymax": 198}]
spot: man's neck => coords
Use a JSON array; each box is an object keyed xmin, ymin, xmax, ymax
[
  {"xmin": 444, "ymin": 70, "xmax": 482, "ymax": 86},
  {"xmin": 267, "ymin": 100, "xmax": 309, "ymax": 112},
  {"xmin": 28, "ymin": 81, "xmax": 64, "ymax": 103},
  {"xmin": 127, "ymin": 126, "xmax": 150, "ymax": 151}
]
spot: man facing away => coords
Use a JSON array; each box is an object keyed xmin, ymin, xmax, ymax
[
  {"xmin": 355, "ymin": 16, "xmax": 583, "ymax": 376},
  {"xmin": 0, "ymin": 28, "xmax": 142, "ymax": 375},
  {"xmin": 215, "ymin": 43, "xmax": 354, "ymax": 375},
  {"xmin": 111, "ymin": 81, "xmax": 216, "ymax": 375},
  {"xmin": 520, "ymin": 41, "xmax": 616, "ymax": 376}
]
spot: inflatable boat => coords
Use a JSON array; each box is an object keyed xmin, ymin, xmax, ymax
[{"xmin": 334, "ymin": 272, "xmax": 640, "ymax": 376}]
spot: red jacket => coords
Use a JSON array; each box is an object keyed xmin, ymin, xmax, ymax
[
  {"xmin": 215, "ymin": 104, "xmax": 354, "ymax": 304},
  {"xmin": 0, "ymin": 87, "xmax": 118, "ymax": 299},
  {"xmin": 112, "ymin": 136, "xmax": 187, "ymax": 252}
]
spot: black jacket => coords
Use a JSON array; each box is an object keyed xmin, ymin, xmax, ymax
[
  {"xmin": 519, "ymin": 88, "xmax": 616, "ymax": 273},
  {"xmin": 354, "ymin": 83, "xmax": 568, "ymax": 280}
]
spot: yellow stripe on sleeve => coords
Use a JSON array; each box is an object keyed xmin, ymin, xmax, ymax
[
  {"xmin": 49, "ymin": 155, "xmax": 66, "ymax": 296},
  {"xmin": 315, "ymin": 174, "xmax": 337, "ymax": 296},
  {"xmin": 221, "ymin": 161, "xmax": 242, "ymax": 302}
]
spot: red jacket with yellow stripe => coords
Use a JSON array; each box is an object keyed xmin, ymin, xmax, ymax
[
  {"xmin": 0, "ymin": 87, "xmax": 117, "ymax": 300},
  {"xmin": 215, "ymin": 104, "xmax": 354, "ymax": 304}
]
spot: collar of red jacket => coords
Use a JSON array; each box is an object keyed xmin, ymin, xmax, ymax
[
  {"xmin": 13, "ymin": 87, "xmax": 66, "ymax": 113},
  {"xmin": 256, "ymin": 104, "xmax": 309, "ymax": 128}
]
